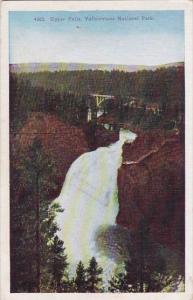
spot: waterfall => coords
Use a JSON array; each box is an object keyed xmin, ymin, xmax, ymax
[{"xmin": 54, "ymin": 129, "xmax": 136, "ymax": 282}]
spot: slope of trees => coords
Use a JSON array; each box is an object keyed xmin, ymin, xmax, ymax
[
  {"xmin": 108, "ymin": 219, "xmax": 184, "ymax": 293},
  {"xmin": 10, "ymin": 138, "xmax": 68, "ymax": 292},
  {"xmin": 10, "ymin": 66, "xmax": 184, "ymax": 131},
  {"xmin": 12, "ymin": 67, "xmax": 184, "ymax": 103}
]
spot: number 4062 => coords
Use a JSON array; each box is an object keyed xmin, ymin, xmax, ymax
[{"xmin": 34, "ymin": 17, "xmax": 45, "ymax": 22}]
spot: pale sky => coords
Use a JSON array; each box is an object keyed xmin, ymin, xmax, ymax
[{"xmin": 9, "ymin": 11, "xmax": 184, "ymax": 66}]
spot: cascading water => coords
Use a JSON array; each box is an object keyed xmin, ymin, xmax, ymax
[{"xmin": 54, "ymin": 129, "xmax": 136, "ymax": 284}]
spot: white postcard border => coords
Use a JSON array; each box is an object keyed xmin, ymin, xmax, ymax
[{"xmin": 1, "ymin": 1, "xmax": 193, "ymax": 300}]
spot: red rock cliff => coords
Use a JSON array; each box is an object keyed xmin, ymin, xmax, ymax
[
  {"xmin": 11, "ymin": 112, "xmax": 118, "ymax": 199},
  {"xmin": 117, "ymin": 130, "xmax": 184, "ymax": 254},
  {"xmin": 11, "ymin": 112, "xmax": 89, "ymax": 198}
]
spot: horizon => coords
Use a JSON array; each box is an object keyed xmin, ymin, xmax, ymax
[
  {"xmin": 9, "ymin": 11, "xmax": 184, "ymax": 66},
  {"xmin": 10, "ymin": 60, "xmax": 184, "ymax": 67}
]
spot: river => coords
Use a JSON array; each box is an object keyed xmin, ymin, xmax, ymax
[{"xmin": 54, "ymin": 129, "xmax": 137, "ymax": 284}]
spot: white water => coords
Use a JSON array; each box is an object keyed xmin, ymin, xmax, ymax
[{"xmin": 54, "ymin": 129, "xmax": 136, "ymax": 281}]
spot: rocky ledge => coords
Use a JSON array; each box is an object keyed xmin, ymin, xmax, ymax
[{"xmin": 117, "ymin": 130, "xmax": 184, "ymax": 255}]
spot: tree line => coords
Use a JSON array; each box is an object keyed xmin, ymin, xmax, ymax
[
  {"xmin": 10, "ymin": 66, "xmax": 184, "ymax": 131},
  {"xmin": 11, "ymin": 66, "xmax": 184, "ymax": 102}
]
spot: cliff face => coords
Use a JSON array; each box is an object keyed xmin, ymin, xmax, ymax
[
  {"xmin": 83, "ymin": 123, "xmax": 119, "ymax": 150},
  {"xmin": 11, "ymin": 113, "xmax": 118, "ymax": 199},
  {"xmin": 11, "ymin": 112, "xmax": 89, "ymax": 198},
  {"xmin": 117, "ymin": 131, "xmax": 184, "ymax": 254}
]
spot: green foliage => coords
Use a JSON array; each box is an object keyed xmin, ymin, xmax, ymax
[
  {"xmin": 10, "ymin": 66, "xmax": 184, "ymax": 131},
  {"xmin": 46, "ymin": 236, "xmax": 68, "ymax": 292},
  {"xmin": 74, "ymin": 261, "xmax": 88, "ymax": 292},
  {"xmin": 108, "ymin": 218, "xmax": 184, "ymax": 293},
  {"xmin": 86, "ymin": 257, "xmax": 103, "ymax": 292},
  {"xmin": 108, "ymin": 272, "xmax": 128, "ymax": 292},
  {"xmin": 73, "ymin": 257, "xmax": 103, "ymax": 293},
  {"xmin": 108, "ymin": 263, "xmax": 182, "ymax": 293},
  {"xmin": 10, "ymin": 139, "xmax": 69, "ymax": 292}
]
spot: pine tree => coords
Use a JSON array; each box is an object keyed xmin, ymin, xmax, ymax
[
  {"xmin": 108, "ymin": 260, "xmax": 139, "ymax": 293},
  {"xmin": 42, "ymin": 202, "xmax": 69, "ymax": 292},
  {"xmin": 86, "ymin": 257, "xmax": 103, "ymax": 292},
  {"xmin": 48, "ymin": 236, "xmax": 68, "ymax": 292},
  {"xmin": 74, "ymin": 261, "xmax": 88, "ymax": 292},
  {"xmin": 108, "ymin": 272, "xmax": 126, "ymax": 293},
  {"xmin": 10, "ymin": 138, "xmax": 70, "ymax": 292},
  {"xmin": 10, "ymin": 140, "xmax": 41, "ymax": 292},
  {"xmin": 24, "ymin": 138, "xmax": 51, "ymax": 292}
]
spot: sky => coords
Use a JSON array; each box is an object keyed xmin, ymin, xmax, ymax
[{"xmin": 9, "ymin": 10, "xmax": 184, "ymax": 66}]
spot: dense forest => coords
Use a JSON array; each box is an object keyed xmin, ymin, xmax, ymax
[
  {"xmin": 10, "ymin": 65, "xmax": 184, "ymax": 132},
  {"xmin": 10, "ymin": 66, "xmax": 185, "ymax": 292}
]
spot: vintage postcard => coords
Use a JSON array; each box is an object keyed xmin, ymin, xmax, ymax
[{"xmin": 0, "ymin": 1, "xmax": 193, "ymax": 300}]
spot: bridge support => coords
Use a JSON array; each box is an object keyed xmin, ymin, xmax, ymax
[{"xmin": 87, "ymin": 94, "xmax": 115, "ymax": 123}]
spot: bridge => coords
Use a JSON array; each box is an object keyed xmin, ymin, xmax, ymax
[
  {"xmin": 90, "ymin": 94, "xmax": 116, "ymax": 107},
  {"xmin": 87, "ymin": 94, "xmax": 116, "ymax": 122}
]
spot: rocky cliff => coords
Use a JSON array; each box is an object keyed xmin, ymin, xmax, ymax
[
  {"xmin": 11, "ymin": 112, "xmax": 90, "ymax": 198},
  {"xmin": 83, "ymin": 122, "xmax": 119, "ymax": 150},
  {"xmin": 117, "ymin": 130, "xmax": 184, "ymax": 254},
  {"xmin": 11, "ymin": 112, "xmax": 119, "ymax": 199}
]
